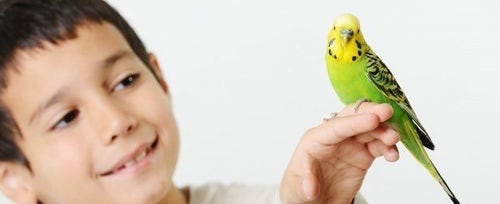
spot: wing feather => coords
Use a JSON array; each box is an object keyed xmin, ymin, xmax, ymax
[{"xmin": 364, "ymin": 49, "xmax": 435, "ymax": 150}]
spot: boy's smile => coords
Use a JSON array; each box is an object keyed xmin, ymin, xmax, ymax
[
  {"xmin": 0, "ymin": 22, "xmax": 181, "ymax": 203},
  {"xmin": 99, "ymin": 134, "xmax": 159, "ymax": 177}
]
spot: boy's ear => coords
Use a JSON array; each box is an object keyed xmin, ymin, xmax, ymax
[
  {"xmin": 0, "ymin": 162, "xmax": 37, "ymax": 203},
  {"xmin": 148, "ymin": 53, "xmax": 169, "ymax": 93}
]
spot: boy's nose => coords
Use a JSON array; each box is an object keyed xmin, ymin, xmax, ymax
[{"xmin": 94, "ymin": 99, "xmax": 138, "ymax": 145}]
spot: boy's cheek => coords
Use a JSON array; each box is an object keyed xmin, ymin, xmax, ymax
[
  {"xmin": 28, "ymin": 140, "xmax": 88, "ymax": 178},
  {"xmin": 26, "ymin": 147, "xmax": 92, "ymax": 202}
]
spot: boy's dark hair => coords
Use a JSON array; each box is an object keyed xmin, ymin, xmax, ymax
[{"xmin": 0, "ymin": 0, "xmax": 154, "ymax": 168}]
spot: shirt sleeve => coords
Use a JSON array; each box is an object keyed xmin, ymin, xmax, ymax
[
  {"xmin": 189, "ymin": 183, "xmax": 279, "ymax": 204},
  {"xmin": 189, "ymin": 182, "xmax": 366, "ymax": 204},
  {"xmin": 353, "ymin": 193, "xmax": 367, "ymax": 204}
]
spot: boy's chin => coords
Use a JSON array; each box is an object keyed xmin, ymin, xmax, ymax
[
  {"xmin": 118, "ymin": 178, "xmax": 173, "ymax": 204},
  {"xmin": 92, "ymin": 172, "xmax": 172, "ymax": 204}
]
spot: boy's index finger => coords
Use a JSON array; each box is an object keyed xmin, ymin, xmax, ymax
[
  {"xmin": 306, "ymin": 103, "xmax": 393, "ymax": 146},
  {"xmin": 309, "ymin": 113, "xmax": 381, "ymax": 145},
  {"xmin": 339, "ymin": 102, "xmax": 393, "ymax": 122}
]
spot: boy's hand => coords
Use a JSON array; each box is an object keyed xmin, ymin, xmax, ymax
[{"xmin": 280, "ymin": 102, "xmax": 400, "ymax": 204}]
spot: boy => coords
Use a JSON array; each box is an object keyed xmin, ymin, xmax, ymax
[{"xmin": 0, "ymin": 0, "xmax": 399, "ymax": 203}]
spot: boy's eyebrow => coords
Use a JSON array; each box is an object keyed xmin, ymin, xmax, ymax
[
  {"xmin": 29, "ymin": 50, "xmax": 134, "ymax": 125},
  {"xmin": 29, "ymin": 88, "xmax": 67, "ymax": 125},
  {"xmin": 101, "ymin": 50, "xmax": 133, "ymax": 69}
]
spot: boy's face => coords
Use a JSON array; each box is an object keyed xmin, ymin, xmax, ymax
[{"xmin": 1, "ymin": 22, "xmax": 179, "ymax": 203}]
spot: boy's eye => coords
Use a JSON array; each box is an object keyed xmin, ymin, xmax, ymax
[
  {"xmin": 52, "ymin": 110, "xmax": 79, "ymax": 130},
  {"xmin": 113, "ymin": 73, "xmax": 140, "ymax": 91}
]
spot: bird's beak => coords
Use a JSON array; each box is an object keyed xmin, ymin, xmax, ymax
[{"xmin": 341, "ymin": 29, "xmax": 353, "ymax": 46}]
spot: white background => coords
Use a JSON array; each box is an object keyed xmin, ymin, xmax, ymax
[{"xmin": 2, "ymin": 0, "xmax": 499, "ymax": 203}]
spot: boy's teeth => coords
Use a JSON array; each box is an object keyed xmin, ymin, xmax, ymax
[
  {"xmin": 124, "ymin": 159, "xmax": 137, "ymax": 168},
  {"xmin": 136, "ymin": 150, "xmax": 147, "ymax": 162},
  {"xmin": 108, "ymin": 147, "xmax": 152, "ymax": 175},
  {"xmin": 119, "ymin": 149, "xmax": 149, "ymax": 171}
]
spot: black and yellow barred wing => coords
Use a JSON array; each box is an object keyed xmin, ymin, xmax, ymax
[{"xmin": 364, "ymin": 49, "xmax": 435, "ymax": 150}]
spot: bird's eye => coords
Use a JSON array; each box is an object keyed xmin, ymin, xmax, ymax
[
  {"xmin": 357, "ymin": 29, "xmax": 360, "ymax": 34},
  {"xmin": 333, "ymin": 26, "xmax": 336, "ymax": 31}
]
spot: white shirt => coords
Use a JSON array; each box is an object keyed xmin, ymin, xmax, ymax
[{"xmin": 188, "ymin": 183, "xmax": 367, "ymax": 204}]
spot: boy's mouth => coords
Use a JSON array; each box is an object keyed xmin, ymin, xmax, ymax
[{"xmin": 100, "ymin": 136, "xmax": 159, "ymax": 177}]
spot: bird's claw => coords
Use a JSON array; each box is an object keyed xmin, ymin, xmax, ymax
[
  {"xmin": 323, "ymin": 112, "xmax": 338, "ymax": 122},
  {"xmin": 353, "ymin": 98, "xmax": 371, "ymax": 113}
]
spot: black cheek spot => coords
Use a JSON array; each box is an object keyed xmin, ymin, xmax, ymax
[
  {"xmin": 358, "ymin": 50, "xmax": 362, "ymax": 56},
  {"xmin": 334, "ymin": 55, "xmax": 337, "ymax": 59},
  {"xmin": 352, "ymin": 56, "xmax": 357, "ymax": 61},
  {"xmin": 328, "ymin": 49, "xmax": 332, "ymax": 56},
  {"xmin": 355, "ymin": 41, "xmax": 362, "ymax": 49}
]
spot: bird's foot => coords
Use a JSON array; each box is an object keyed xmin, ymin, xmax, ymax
[
  {"xmin": 353, "ymin": 98, "xmax": 371, "ymax": 113},
  {"xmin": 323, "ymin": 112, "xmax": 338, "ymax": 122}
]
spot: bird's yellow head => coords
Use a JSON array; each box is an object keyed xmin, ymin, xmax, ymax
[{"xmin": 326, "ymin": 13, "xmax": 367, "ymax": 63}]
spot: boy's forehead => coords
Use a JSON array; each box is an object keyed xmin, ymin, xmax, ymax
[{"xmin": 14, "ymin": 22, "xmax": 132, "ymax": 69}]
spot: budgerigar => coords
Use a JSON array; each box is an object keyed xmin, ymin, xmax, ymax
[{"xmin": 324, "ymin": 13, "xmax": 459, "ymax": 204}]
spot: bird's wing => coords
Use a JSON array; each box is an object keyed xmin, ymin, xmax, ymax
[{"xmin": 364, "ymin": 49, "xmax": 435, "ymax": 150}]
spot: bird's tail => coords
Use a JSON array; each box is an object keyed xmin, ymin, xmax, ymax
[{"xmin": 400, "ymin": 118, "xmax": 460, "ymax": 204}]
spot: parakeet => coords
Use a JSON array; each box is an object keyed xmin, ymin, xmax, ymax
[{"xmin": 324, "ymin": 13, "xmax": 460, "ymax": 204}]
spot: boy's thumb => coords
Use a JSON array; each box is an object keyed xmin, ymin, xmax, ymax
[{"xmin": 281, "ymin": 171, "xmax": 320, "ymax": 203}]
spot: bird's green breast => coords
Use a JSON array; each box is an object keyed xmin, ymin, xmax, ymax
[
  {"xmin": 327, "ymin": 57, "xmax": 384, "ymax": 104},
  {"xmin": 326, "ymin": 56, "xmax": 405, "ymax": 123}
]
